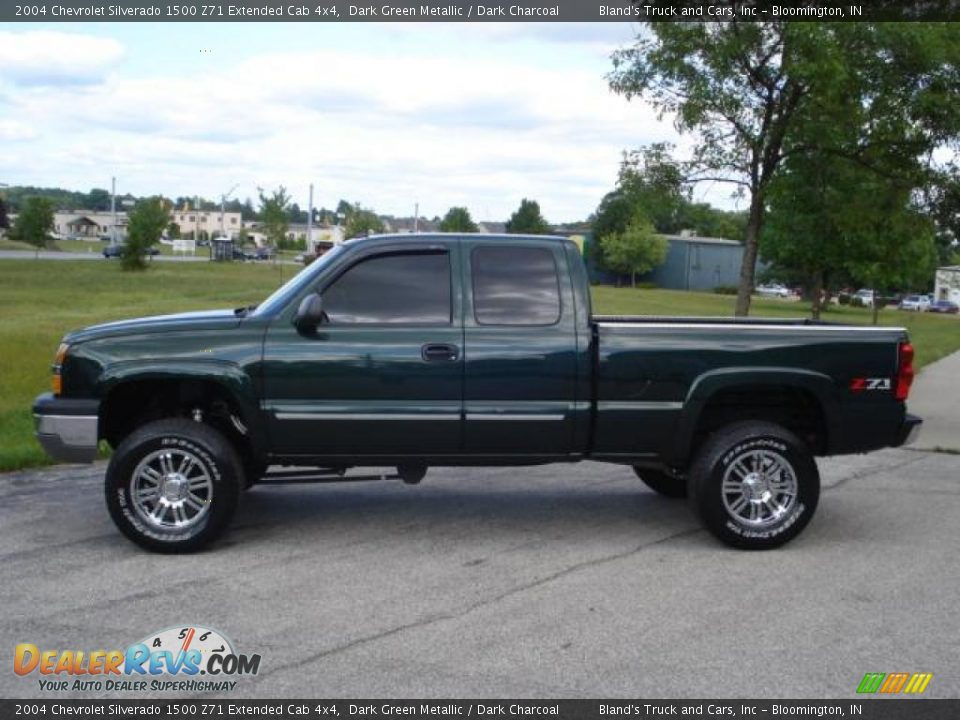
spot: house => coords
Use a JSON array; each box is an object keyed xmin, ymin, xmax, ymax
[
  {"xmin": 53, "ymin": 210, "xmax": 128, "ymax": 239},
  {"xmin": 934, "ymin": 266, "xmax": 960, "ymax": 303}
]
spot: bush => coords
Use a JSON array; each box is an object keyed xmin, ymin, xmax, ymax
[
  {"xmin": 713, "ymin": 285, "xmax": 739, "ymax": 295},
  {"xmin": 837, "ymin": 293, "xmax": 851, "ymax": 305}
]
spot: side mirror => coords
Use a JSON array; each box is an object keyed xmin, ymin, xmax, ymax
[{"xmin": 294, "ymin": 293, "xmax": 326, "ymax": 334}]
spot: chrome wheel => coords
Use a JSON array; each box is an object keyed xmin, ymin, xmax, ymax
[
  {"xmin": 130, "ymin": 448, "xmax": 213, "ymax": 532},
  {"xmin": 721, "ymin": 448, "xmax": 798, "ymax": 528}
]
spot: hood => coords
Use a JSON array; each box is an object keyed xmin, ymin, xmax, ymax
[{"xmin": 64, "ymin": 309, "xmax": 242, "ymax": 344}]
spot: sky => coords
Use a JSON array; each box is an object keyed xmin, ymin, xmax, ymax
[{"xmin": 0, "ymin": 22, "xmax": 731, "ymax": 222}]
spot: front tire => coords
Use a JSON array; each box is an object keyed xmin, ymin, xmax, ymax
[
  {"xmin": 105, "ymin": 419, "xmax": 242, "ymax": 553},
  {"xmin": 632, "ymin": 467, "xmax": 687, "ymax": 498},
  {"xmin": 688, "ymin": 421, "xmax": 819, "ymax": 550}
]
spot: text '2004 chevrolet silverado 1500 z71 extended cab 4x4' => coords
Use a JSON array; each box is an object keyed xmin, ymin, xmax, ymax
[{"xmin": 33, "ymin": 234, "xmax": 922, "ymax": 552}]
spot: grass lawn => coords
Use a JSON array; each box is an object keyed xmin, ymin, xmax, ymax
[{"xmin": 2, "ymin": 260, "xmax": 958, "ymax": 472}]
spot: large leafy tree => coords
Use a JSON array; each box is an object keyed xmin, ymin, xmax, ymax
[
  {"xmin": 123, "ymin": 197, "xmax": 169, "ymax": 271},
  {"xmin": 610, "ymin": 21, "xmax": 960, "ymax": 316},
  {"xmin": 258, "ymin": 186, "xmax": 291, "ymax": 251},
  {"xmin": 0, "ymin": 196, "xmax": 9, "ymax": 230},
  {"xmin": 438, "ymin": 206, "xmax": 478, "ymax": 233},
  {"xmin": 344, "ymin": 206, "xmax": 384, "ymax": 239},
  {"xmin": 599, "ymin": 211, "xmax": 668, "ymax": 288},
  {"xmin": 10, "ymin": 197, "xmax": 54, "ymax": 258},
  {"xmin": 505, "ymin": 199, "xmax": 551, "ymax": 234}
]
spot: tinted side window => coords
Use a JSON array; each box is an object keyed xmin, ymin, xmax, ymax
[
  {"xmin": 323, "ymin": 251, "xmax": 451, "ymax": 324},
  {"xmin": 472, "ymin": 246, "xmax": 561, "ymax": 325}
]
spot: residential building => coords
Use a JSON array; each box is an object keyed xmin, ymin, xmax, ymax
[
  {"xmin": 52, "ymin": 210, "xmax": 128, "ymax": 239},
  {"xmin": 171, "ymin": 209, "xmax": 242, "ymax": 240}
]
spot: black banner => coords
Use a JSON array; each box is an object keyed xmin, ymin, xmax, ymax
[
  {"xmin": 2, "ymin": 0, "xmax": 959, "ymax": 23},
  {"xmin": 3, "ymin": 700, "xmax": 960, "ymax": 720}
]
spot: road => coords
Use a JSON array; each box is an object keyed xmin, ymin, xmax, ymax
[
  {"xmin": 0, "ymin": 250, "xmax": 299, "ymax": 264},
  {"xmin": 2, "ymin": 448, "xmax": 957, "ymax": 699}
]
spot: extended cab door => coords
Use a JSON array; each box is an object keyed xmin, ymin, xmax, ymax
[
  {"xmin": 261, "ymin": 242, "xmax": 463, "ymax": 457},
  {"xmin": 461, "ymin": 240, "xmax": 581, "ymax": 457}
]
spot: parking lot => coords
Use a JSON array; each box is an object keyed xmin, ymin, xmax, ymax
[{"xmin": 2, "ymin": 447, "xmax": 958, "ymax": 699}]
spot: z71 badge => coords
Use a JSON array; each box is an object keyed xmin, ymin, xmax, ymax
[{"xmin": 850, "ymin": 377, "xmax": 892, "ymax": 391}]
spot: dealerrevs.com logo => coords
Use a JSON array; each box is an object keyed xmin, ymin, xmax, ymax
[{"xmin": 14, "ymin": 625, "xmax": 261, "ymax": 693}]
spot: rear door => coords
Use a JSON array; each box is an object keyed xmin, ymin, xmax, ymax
[
  {"xmin": 261, "ymin": 242, "xmax": 463, "ymax": 457},
  {"xmin": 461, "ymin": 241, "xmax": 579, "ymax": 457}
]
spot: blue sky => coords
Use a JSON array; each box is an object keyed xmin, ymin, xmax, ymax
[{"xmin": 0, "ymin": 22, "xmax": 727, "ymax": 221}]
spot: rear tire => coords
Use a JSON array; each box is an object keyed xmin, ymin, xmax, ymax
[
  {"xmin": 632, "ymin": 467, "xmax": 687, "ymax": 498},
  {"xmin": 105, "ymin": 419, "xmax": 242, "ymax": 553},
  {"xmin": 688, "ymin": 421, "xmax": 819, "ymax": 550}
]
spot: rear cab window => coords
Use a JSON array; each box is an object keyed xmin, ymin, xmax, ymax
[{"xmin": 471, "ymin": 245, "xmax": 561, "ymax": 326}]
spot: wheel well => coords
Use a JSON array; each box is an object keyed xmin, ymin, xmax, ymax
[
  {"xmin": 101, "ymin": 379, "xmax": 260, "ymax": 466},
  {"xmin": 692, "ymin": 384, "xmax": 828, "ymax": 456}
]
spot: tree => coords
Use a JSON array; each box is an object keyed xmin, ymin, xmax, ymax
[
  {"xmin": 764, "ymin": 151, "xmax": 938, "ymax": 322},
  {"xmin": 505, "ymin": 199, "xmax": 550, "ymax": 234},
  {"xmin": 344, "ymin": 207, "xmax": 384, "ymax": 239},
  {"xmin": 0, "ymin": 196, "xmax": 8, "ymax": 230},
  {"xmin": 258, "ymin": 186, "xmax": 291, "ymax": 251},
  {"xmin": 592, "ymin": 144, "xmax": 687, "ymax": 271},
  {"xmin": 599, "ymin": 212, "xmax": 668, "ymax": 287},
  {"xmin": 438, "ymin": 207, "xmax": 478, "ymax": 233},
  {"xmin": 167, "ymin": 222, "xmax": 181, "ymax": 240},
  {"xmin": 609, "ymin": 21, "xmax": 960, "ymax": 316},
  {"xmin": 10, "ymin": 197, "xmax": 54, "ymax": 258},
  {"xmin": 122, "ymin": 197, "xmax": 168, "ymax": 271}
]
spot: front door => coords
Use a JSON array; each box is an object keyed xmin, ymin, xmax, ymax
[{"xmin": 262, "ymin": 244, "xmax": 463, "ymax": 458}]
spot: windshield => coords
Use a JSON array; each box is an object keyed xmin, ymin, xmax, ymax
[{"xmin": 251, "ymin": 244, "xmax": 349, "ymax": 317}]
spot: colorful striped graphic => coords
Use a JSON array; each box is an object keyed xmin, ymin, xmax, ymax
[{"xmin": 857, "ymin": 672, "xmax": 933, "ymax": 694}]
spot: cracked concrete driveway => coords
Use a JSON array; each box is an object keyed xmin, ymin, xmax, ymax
[{"xmin": 3, "ymin": 449, "xmax": 958, "ymax": 699}]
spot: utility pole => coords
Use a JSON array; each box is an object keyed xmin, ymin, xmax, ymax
[
  {"xmin": 414, "ymin": 202, "xmax": 419, "ymax": 233},
  {"xmin": 111, "ymin": 177, "xmax": 117, "ymax": 246},
  {"xmin": 220, "ymin": 183, "xmax": 239, "ymax": 239},
  {"xmin": 307, "ymin": 183, "xmax": 314, "ymax": 251}
]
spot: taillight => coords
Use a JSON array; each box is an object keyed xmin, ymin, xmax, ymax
[{"xmin": 895, "ymin": 342, "xmax": 914, "ymax": 401}]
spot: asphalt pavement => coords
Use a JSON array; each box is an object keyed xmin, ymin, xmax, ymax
[{"xmin": 2, "ymin": 447, "xmax": 957, "ymax": 699}]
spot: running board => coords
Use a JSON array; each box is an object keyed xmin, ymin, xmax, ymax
[{"xmin": 259, "ymin": 468, "xmax": 400, "ymax": 485}]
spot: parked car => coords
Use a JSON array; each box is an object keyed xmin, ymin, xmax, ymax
[
  {"xmin": 253, "ymin": 246, "xmax": 275, "ymax": 261},
  {"xmin": 898, "ymin": 294, "xmax": 932, "ymax": 312},
  {"xmin": 928, "ymin": 300, "xmax": 959, "ymax": 315},
  {"xmin": 34, "ymin": 233, "xmax": 921, "ymax": 553},
  {"xmin": 853, "ymin": 289, "xmax": 877, "ymax": 307},
  {"xmin": 102, "ymin": 244, "xmax": 160, "ymax": 259},
  {"xmin": 755, "ymin": 283, "xmax": 791, "ymax": 298}
]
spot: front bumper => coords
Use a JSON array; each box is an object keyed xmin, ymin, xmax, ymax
[
  {"xmin": 33, "ymin": 392, "xmax": 100, "ymax": 463},
  {"xmin": 895, "ymin": 413, "xmax": 923, "ymax": 447}
]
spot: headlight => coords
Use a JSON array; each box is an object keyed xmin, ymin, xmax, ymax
[{"xmin": 51, "ymin": 343, "xmax": 69, "ymax": 395}]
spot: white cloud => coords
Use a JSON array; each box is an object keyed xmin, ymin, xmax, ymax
[
  {"xmin": 0, "ymin": 120, "xmax": 39, "ymax": 141},
  {"xmin": 0, "ymin": 31, "xmax": 124, "ymax": 86},
  {"xmin": 0, "ymin": 29, "xmax": 676, "ymax": 221}
]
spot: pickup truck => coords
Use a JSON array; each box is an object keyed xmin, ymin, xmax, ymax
[{"xmin": 33, "ymin": 233, "xmax": 921, "ymax": 553}]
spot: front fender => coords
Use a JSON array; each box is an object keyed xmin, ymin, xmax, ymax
[
  {"xmin": 96, "ymin": 360, "xmax": 266, "ymax": 456},
  {"xmin": 671, "ymin": 367, "xmax": 840, "ymax": 464}
]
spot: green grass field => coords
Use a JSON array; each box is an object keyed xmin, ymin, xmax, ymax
[{"xmin": 2, "ymin": 259, "xmax": 958, "ymax": 472}]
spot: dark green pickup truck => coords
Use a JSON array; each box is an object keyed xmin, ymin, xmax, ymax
[{"xmin": 34, "ymin": 233, "xmax": 921, "ymax": 552}]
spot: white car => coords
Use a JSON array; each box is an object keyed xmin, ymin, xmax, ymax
[
  {"xmin": 853, "ymin": 289, "xmax": 876, "ymax": 307},
  {"xmin": 899, "ymin": 294, "xmax": 931, "ymax": 312},
  {"xmin": 756, "ymin": 283, "xmax": 791, "ymax": 298}
]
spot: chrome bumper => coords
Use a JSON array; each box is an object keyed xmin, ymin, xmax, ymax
[{"xmin": 33, "ymin": 393, "xmax": 100, "ymax": 463}]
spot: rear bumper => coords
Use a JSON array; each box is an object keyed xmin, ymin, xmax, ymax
[
  {"xmin": 895, "ymin": 413, "xmax": 923, "ymax": 447},
  {"xmin": 33, "ymin": 393, "xmax": 100, "ymax": 463}
]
